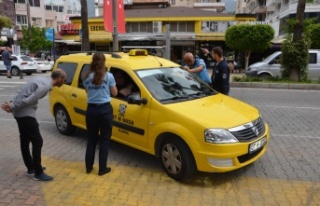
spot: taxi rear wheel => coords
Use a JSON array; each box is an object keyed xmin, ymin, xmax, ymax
[
  {"xmin": 54, "ymin": 105, "xmax": 75, "ymax": 135},
  {"xmin": 160, "ymin": 138, "xmax": 196, "ymax": 181}
]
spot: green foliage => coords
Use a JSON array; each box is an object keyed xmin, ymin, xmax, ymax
[
  {"xmin": 21, "ymin": 26, "xmax": 52, "ymax": 53},
  {"xmin": 0, "ymin": 15, "xmax": 12, "ymax": 37},
  {"xmin": 233, "ymin": 76, "xmax": 312, "ymax": 83},
  {"xmin": 0, "ymin": 40, "xmax": 6, "ymax": 46},
  {"xmin": 281, "ymin": 37, "xmax": 310, "ymax": 81},
  {"xmin": 225, "ymin": 24, "xmax": 275, "ymax": 54},
  {"xmin": 283, "ymin": 17, "xmax": 317, "ymax": 35},
  {"xmin": 307, "ymin": 24, "xmax": 320, "ymax": 49}
]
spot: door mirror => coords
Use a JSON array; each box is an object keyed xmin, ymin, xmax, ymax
[{"xmin": 127, "ymin": 95, "xmax": 147, "ymax": 105}]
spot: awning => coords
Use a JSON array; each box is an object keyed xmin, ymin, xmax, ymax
[
  {"xmin": 271, "ymin": 38, "xmax": 286, "ymax": 44},
  {"xmin": 55, "ymin": 40, "xmax": 82, "ymax": 45}
]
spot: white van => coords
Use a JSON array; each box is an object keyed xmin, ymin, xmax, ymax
[{"xmin": 246, "ymin": 50, "xmax": 320, "ymax": 81}]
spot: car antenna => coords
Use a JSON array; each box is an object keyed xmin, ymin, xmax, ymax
[{"xmin": 150, "ymin": 53, "xmax": 163, "ymax": 67}]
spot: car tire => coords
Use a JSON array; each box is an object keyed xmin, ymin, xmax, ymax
[
  {"xmin": 159, "ymin": 137, "xmax": 196, "ymax": 181},
  {"xmin": 54, "ymin": 105, "xmax": 75, "ymax": 135},
  {"xmin": 26, "ymin": 73, "xmax": 32, "ymax": 76},
  {"xmin": 42, "ymin": 71, "xmax": 47, "ymax": 73},
  {"xmin": 258, "ymin": 73, "xmax": 271, "ymax": 80},
  {"xmin": 11, "ymin": 67, "xmax": 20, "ymax": 76}
]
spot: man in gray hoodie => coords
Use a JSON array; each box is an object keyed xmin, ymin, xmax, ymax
[{"xmin": 1, "ymin": 69, "xmax": 66, "ymax": 181}]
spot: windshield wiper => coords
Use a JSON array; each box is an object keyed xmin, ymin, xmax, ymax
[{"xmin": 160, "ymin": 96, "xmax": 190, "ymax": 102}]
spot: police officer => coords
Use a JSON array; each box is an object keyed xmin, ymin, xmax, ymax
[
  {"xmin": 210, "ymin": 47, "xmax": 230, "ymax": 95},
  {"xmin": 182, "ymin": 52, "xmax": 211, "ymax": 84}
]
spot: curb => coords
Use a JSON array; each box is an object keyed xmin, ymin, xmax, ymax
[{"xmin": 231, "ymin": 82, "xmax": 320, "ymax": 90}]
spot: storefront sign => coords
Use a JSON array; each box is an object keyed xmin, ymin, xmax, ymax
[
  {"xmin": 90, "ymin": 25, "xmax": 105, "ymax": 31},
  {"xmin": 201, "ymin": 21, "xmax": 236, "ymax": 33},
  {"xmin": 60, "ymin": 23, "xmax": 80, "ymax": 36}
]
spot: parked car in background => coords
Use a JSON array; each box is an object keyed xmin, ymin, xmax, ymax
[
  {"xmin": 246, "ymin": 50, "xmax": 320, "ymax": 80},
  {"xmin": 0, "ymin": 55, "xmax": 37, "ymax": 76},
  {"xmin": 32, "ymin": 58, "xmax": 53, "ymax": 73}
]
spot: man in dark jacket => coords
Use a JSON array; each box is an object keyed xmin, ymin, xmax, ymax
[{"xmin": 204, "ymin": 47, "xmax": 230, "ymax": 95}]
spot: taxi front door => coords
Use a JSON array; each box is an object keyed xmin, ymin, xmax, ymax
[{"xmin": 111, "ymin": 96, "xmax": 150, "ymax": 151}]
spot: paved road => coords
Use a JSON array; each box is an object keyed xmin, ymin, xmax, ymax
[{"xmin": 0, "ymin": 74, "xmax": 319, "ymax": 205}]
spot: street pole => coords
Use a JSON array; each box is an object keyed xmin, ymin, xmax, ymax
[
  {"xmin": 52, "ymin": 28, "xmax": 56, "ymax": 62},
  {"xmin": 112, "ymin": 0, "xmax": 119, "ymax": 51},
  {"xmin": 21, "ymin": 1, "xmax": 31, "ymax": 79},
  {"xmin": 165, "ymin": 24, "xmax": 171, "ymax": 60}
]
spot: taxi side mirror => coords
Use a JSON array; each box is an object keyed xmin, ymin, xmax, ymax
[{"xmin": 127, "ymin": 95, "xmax": 147, "ymax": 105}]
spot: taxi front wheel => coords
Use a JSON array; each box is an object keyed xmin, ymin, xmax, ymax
[
  {"xmin": 160, "ymin": 138, "xmax": 196, "ymax": 181},
  {"xmin": 54, "ymin": 105, "xmax": 75, "ymax": 135}
]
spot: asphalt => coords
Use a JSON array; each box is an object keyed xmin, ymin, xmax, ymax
[{"xmin": 0, "ymin": 73, "xmax": 320, "ymax": 205}]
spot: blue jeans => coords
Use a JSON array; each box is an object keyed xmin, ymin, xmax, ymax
[
  {"xmin": 85, "ymin": 102, "xmax": 113, "ymax": 172},
  {"xmin": 5, "ymin": 64, "xmax": 11, "ymax": 71}
]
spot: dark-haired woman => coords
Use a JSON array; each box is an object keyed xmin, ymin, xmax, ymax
[{"xmin": 83, "ymin": 53, "xmax": 118, "ymax": 176}]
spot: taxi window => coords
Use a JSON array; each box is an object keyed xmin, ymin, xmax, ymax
[
  {"xmin": 110, "ymin": 67, "xmax": 141, "ymax": 101},
  {"xmin": 78, "ymin": 64, "xmax": 90, "ymax": 89},
  {"xmin": 57, "ymin": 62, "xmax": 78, "ymax": 85},
  {"xmin": 309, "ymin": 53, "xmax": 317, "ymax": 64}
]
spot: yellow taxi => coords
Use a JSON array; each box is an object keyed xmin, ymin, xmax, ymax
[{"xmin": 49, "ymin": 49, "xmax": 270, "ymax": 180}]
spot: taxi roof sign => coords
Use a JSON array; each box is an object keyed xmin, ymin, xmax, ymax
[{"xmin": 129, "ymin": 49, "xmax": 148, "ymax": 56}]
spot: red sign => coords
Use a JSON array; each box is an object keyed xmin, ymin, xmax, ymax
[
  {"xmin": 104, "ymin": 0, "xmax": 113, "ymax": 33},
  {"xmin": 117, "ymin": 0, "xmax": 126, "ymax": 34},
  {"xmin": 60, "ymin": 30, "xmax": 79, "ymax": 35},
  {"xmin": 60, "ymin": 24, "xmax": 80, "ymax": 31}
]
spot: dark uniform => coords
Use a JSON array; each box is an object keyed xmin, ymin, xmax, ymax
[{"xmin": 211, "ymin": 59, "xmax": 230, "ymax": 95}]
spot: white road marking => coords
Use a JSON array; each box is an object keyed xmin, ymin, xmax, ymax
[
  {"xmin": 0, "ymin": 81, "xmax": 26, "ymax": 84},
  {"xmin": 271, "ymin": 133, "xmax": 320, "ymax": 139},
  {"xmin": 0, "ymin": 118, "xmax": 55, "ymax": 124},
  {"xmin": 258, "ymin": 105, "xmax": 320, "ymax": 110}
]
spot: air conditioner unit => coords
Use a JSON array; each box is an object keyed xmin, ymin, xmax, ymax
[
  {"xmin": 15, "ymin": 25, "xmax": 23, "ymax": 30},
  {"xmin": 153, "ymin": 21, "xmax": 162, "ymax": 33}
]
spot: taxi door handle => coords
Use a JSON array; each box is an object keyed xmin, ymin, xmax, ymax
[{"xmin": 71, "ymin": 93, "xmax": 77, "ymax": 98}]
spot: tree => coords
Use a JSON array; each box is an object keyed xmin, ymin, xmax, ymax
[
  {"xmin": 20, "ymin": 26, "xmax": 52, "ymax": 54},
  {"xmin": 281, "ymin": 0, "xmax": 313, "ymax": 81},
  {"xmin": 0, "ymin": 15, "xmax": 12, "ymax": 38},
  {"xmin": 225, "ymin": 24, "xmax": 274, "ymax": 70},
  {"xmin": 80, "ymin": 0, "xmax": 90, "ymax": 51},
  {"xmin": 308, "ymin": 24, "xmax": 320, "ymax": 49}
]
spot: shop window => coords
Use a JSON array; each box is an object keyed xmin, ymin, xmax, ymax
[
  {"xmin": 29, "ymin": 0, "xmax": 40, "ymax": 7},
  {"xmin": 15, "ymin": 0, "xmax": 26, "ymax": 3},
  {"xmin": 126, "ymin": 22, "xmax": 153, "ymax": 33},
  {"xmin": 17, "ymin": 15, "xmax": 27, "ymax": 25}
]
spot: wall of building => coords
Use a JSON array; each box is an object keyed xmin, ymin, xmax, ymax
[{"xmin": 0, "ymin": 0, "xmax": 16, "ymax": 26}]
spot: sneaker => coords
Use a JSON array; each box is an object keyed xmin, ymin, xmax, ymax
[
  {"xmin": 86, "ymin": 168, "xmax": 93, "ymax": 174},
  {"xmin": 98, "ymin": 167, "xmax": 111, "ymax": 176},
  {"xmin": 27, "ymin": 167, "xmax": 46, "ymax": 177},
  {"xmin": 33, "ymin": 172, "xmax": 54, "ymax": 182},
  {"xmin": 7, "ymin": 76, "xmax": 12, "ymax": 78}
]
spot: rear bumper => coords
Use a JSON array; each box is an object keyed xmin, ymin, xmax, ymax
[{"xmin": 245, "ymin": 70, "xmax": 258, "ymax": 77}]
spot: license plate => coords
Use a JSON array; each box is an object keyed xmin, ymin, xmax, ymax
[{"xmin": 249, "ymin": 137, "xmax": 267, "ymax": 154}]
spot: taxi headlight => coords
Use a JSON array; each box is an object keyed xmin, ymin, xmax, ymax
[{"xmin": 204, "ymin": 129, "xmax": 239, "ymax": 144}]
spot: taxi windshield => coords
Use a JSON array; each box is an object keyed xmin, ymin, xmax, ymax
[{"xmin": 136, "ymin": 67, "xmax": 216, "ymax": 103}]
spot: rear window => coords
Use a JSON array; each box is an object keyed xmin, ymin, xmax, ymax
[
  {"xmin": 21, "ymin": 56, "xmax": 33, "ymax": 61},
  {"xmin": 57, "ymin": 62, "xmax": 78, "ymax": 85},
  {"xmin": 309, "ymin": 53, "xmax": 317, "ymax": 64}
]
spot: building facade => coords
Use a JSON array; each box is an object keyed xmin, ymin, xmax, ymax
[
  {"xmin": 236, "ymin": 0, "xmax": 266, "ymax": 21},
  {"xmin": 60, "ymin": 7, "xmax": 255, "ymax": 63},
  {"xmin": 266, "ymin": 0, "xmax": 320, "ymax": 38},
  {"xmin": 0, "ymin": 0, "xmax": 16, "ymax": 44},
  {"xmin": 14, "ymin": 0, "xmax": 68, "ymax": 38}
]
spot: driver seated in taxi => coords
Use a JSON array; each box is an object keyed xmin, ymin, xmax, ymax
[{"xmin": 114, "ymin": 70, "xmax": 140, "ymax": 99}]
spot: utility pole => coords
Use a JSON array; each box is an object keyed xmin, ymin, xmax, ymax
[
  {"xmin": 112, "ymin": 0, "xmax": 119, "ymax": 51},
  {"xmin": 165, "ymin": 24, "xmax": 170, "ymax": 60},
  {"xmin": 21, "ymin": 0, "xmax": 31, "ymax": 79}
]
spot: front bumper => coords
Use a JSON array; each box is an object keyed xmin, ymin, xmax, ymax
[{"xmin": 194, "ymin": 124, "xmax": 270, "ymax": 173}]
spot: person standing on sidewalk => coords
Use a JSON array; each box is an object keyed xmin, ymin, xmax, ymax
[
  {"xmin": 83, "ymin": 53, "xmax": 118, "ymax": 176},
  {"xmin": 0, "ymin": 69, "xmax": 66, "ymax": 181},
  {"xmin": 2, "ymin": 47, "xmax": 13, "ymax": 78},
  {"xmin": 211, "ymin": 47, "xmax": 230, "ymax": 95}
]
